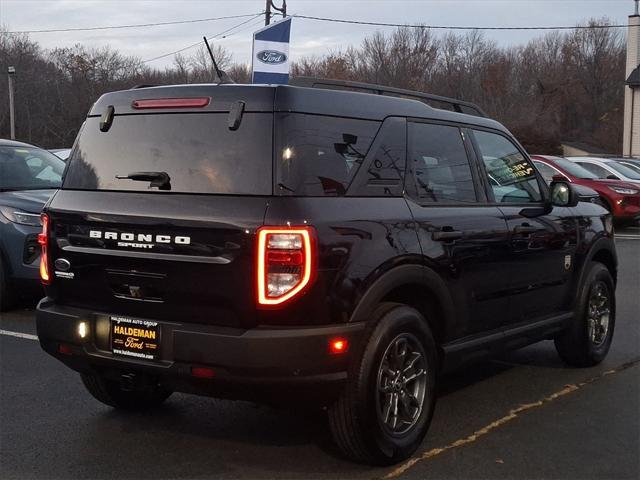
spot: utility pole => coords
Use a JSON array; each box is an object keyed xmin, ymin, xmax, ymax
[
  {"xmin": 265, "ymin": 0, "xmax": 287, "ymax": 25},
  {"xmin": 7, "ymin": 66, "xmax": 16, "ymax": 140}
]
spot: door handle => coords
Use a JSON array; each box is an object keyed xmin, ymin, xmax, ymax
[
  {"xmin": 513, "ymin": 224, "xmax": 538, "ymax": 235},
  {"xmin": 432, "ymin": 229, "xmax": 463, "ymax": 242}
]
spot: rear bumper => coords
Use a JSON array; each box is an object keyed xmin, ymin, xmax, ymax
[{"xmin": 36, "ymin": 299, "xmax": 364, "ymax": 401}]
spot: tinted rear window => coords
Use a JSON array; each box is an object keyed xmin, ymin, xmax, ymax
[
  {"xmin": 275, "ymin": 113, "xmax": 379, "ymax": 196},
  {"xmin": 64, "ymin": 113, "xmax": 272, "ymax": 195}
]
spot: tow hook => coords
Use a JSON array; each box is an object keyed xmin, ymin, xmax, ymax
[{"xmin": 120, "ymin": 373, "xmax": 136, "ymax": 391}]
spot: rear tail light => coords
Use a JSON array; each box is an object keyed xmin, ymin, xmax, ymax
[
  {"xmin": 38, "ymin": 214, "xmax": 50, "ymax": 285},
  {"xmin": 257, "ymin": 226, "xmax": 315, "ymax": 306},
  {"xmin": 131, "ymin": 97, "xmax": 210, "ymax": 109}
]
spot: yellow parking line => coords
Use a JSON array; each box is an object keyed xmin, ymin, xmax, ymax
[{"xmin": 384, "ymin": 359, "xmax": 640, "ymax": 478}]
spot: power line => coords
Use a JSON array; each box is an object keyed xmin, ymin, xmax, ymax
[
  {"xmin": 142, "ymin": 13, "xmax": 264, "ymax": 63},
  {"xmin": 291, "ymin": 14, "xmax": 630, "ymax": 30},
  {"xmin": 5, "ymin": 13, "xmax": 263, "ymax": 34}
]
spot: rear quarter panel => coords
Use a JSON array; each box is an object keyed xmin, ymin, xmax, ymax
[{"xmin": 262, "ymin": 197, "xmax": 421, "ymax": 325}]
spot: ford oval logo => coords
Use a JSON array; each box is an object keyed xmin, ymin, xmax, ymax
[
  {"xmin": 257, "ymin": 50, "xmax": 287, "ymax": 65},
  {"xmin": 54, "ymin": 258, "xmax": 71, "ymax": 271}
]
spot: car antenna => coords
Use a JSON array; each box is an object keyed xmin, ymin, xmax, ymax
[{"xmin": 203, "ymin": 36, "xmax": 234, "ymax": 84}]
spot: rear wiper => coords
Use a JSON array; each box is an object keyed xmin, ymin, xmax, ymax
[{"xmin": 115, "ymin": 171, "xmax": 171, "ymax": 191}]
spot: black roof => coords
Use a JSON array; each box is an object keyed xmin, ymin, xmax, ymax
[
  {"xmin": 89, "ymin": 84, "xmax": 509, "ymax": 134},
  {"xmin": 0, "ymin": 139, "xmax": 36, "ymax": 148},
  {"xmin": 627, "ymin": 66, "xmax": 640, "ymax": 87}
]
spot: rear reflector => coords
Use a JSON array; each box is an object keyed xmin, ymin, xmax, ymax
[
  {"xmin": 329, "ymin": 338, "xmax": 349, "ymax": 354},
  {"xmin": 191, "ymin": 367, "xmax": 215, "ymax": 379},
  {"xmin": 38, "ymin": 214, "xmax": 50, "ymax": 285},
  {"xmin": 131, "ymin": 97, "xmax": 211, "ymax": 109},
  {"xmin": 257, "ymin": 226, "xmax": 316, "ymax": 306},
  {"xmin": 57, "ymin": 344, "xmax": 72, "ymax": 355}
]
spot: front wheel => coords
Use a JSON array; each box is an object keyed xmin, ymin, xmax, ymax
[
  {"xmin": 555, "ymin": 262, "xmax": 615, "ymax": 367},
  {"xmin": 328, "ymin": 303, "xmax": 437, "ymax": 465}
]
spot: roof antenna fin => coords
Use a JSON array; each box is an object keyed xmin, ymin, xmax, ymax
[{"xmin": 203, "ymin": 36, "xmax": 234, "ymax": 84}]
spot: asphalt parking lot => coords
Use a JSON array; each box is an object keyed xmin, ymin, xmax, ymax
[{"xmin": 1, "ymin": 227, "xmax": 638, "ymax": 480}]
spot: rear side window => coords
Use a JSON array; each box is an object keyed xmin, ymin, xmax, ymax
[
  {"xmin": 408, "ymin": 122, "xmax": 477, "ymax": 203},
  {"xmin": 349, "ymin": 117, "xmax": 406, "ymax": 197},
  {"xmin": 64, "ymin": 113, "xmax": 272, "ymax": 195},
  {"xmin": 574, "ymin": 162, "xmax": 611, "ymax": 179},
  {"xmin": 473, "ymin": 130, "xmax": 542, "ymax": 203},
  {"xmin": 275, "ymin": 114, "xmax": 378, "ymax": 196}
]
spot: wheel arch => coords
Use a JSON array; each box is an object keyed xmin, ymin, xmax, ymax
[
  {"xmin": 583, "ymin": 237, "xmax": 618, "ymax": 286},
  {"xmin": 349, "ymin": 264, "xmax": 456, "ymax": 359}
]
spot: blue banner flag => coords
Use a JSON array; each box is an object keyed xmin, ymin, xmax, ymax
[{"xmin": 251, "ymin": 18, "xmax": 292, "ymax": 84}]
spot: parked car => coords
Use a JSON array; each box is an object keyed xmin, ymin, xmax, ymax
[
  {"xmin": 0, "ymin": 139, "xmax": 65, "ymax": 310},
  {"xmin": 36, "ymin": 80, "xmax": 617, "ymax": 465},
  {"xmin": 531, "ymin": 155, "xmax": 640, "ymax": 222},
  {"xmin": 49, "ymin": 148, "xmax": 72, "ymax": 161},
  {"xmin": 569, "ymin": 156, "xmax": 640, "ymax": 185},
  {"xmin": 611, "ymin": 158, "xmax": 640, "ymax": 175}
]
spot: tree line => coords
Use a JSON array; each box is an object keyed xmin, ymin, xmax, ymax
[{"xmin": 0, "ymin": 18, "xmax": 625, "ymax": 154}]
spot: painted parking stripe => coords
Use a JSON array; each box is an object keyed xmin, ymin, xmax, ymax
[
  {"xmin": 385, "ymin": 358, "xmax": 640, "ymax": 478},
  {"xmin": 0, "ymin": 329, "xmax": 38, "ymax": 341}
]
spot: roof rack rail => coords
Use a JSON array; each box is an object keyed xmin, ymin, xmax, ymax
[
  {"xmin": 130, "ymin": 84, "xmax": 156, "ymax": 89},
  {"xmin": 290, "ymin": 76, "xmax": 487, "ymax": 118}
]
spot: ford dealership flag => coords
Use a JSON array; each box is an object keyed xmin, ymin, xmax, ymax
[{"xmin": 251, "ymin": 18, "xmax": 292, "ymax": 84}]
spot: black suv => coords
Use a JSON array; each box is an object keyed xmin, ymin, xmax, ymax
[{"xmin": 36, "ymin": 78, "xmax": 617, "ymax": 465}]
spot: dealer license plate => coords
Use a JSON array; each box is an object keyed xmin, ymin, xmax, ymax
[{"xmin": 110, "ymin": 316, "xmax": 160, "ymax": 360}]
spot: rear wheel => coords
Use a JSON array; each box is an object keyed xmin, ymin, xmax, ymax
[
  {"xmin": 554, "ymin": 262, "xmax": 615, "ymax": 367},
  {"xmin": 328, "ymin": 303, "xmax": 437, "ymax": 465},
  {"xmin": 0, "ymin": 256, "xmax": 15, "ymax": 312},
  {"xmin": 80, "ymin": 372, "xmax": 172, "ymax": 410}
]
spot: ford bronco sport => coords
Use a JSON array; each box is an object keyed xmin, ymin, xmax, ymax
[{"xmin": 36, "ymin": 78, "xmax": 617, "ymax": 465}]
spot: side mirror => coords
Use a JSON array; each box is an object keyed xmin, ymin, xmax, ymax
[
  {"xmin": 550, "ymin": 180, "xmax": 579, "ymax": 207},
  {"xmin": 342, "ymin": 133, "xmax": 358, "ymax": 145},
  {"xmin": 334, "ymin": 143, "xmax": 348, "ymax": 155}
]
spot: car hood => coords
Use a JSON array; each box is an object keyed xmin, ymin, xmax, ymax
[
  {"xmin": 572, "ymin": 184, "xmax": 599, "ymax": 197},
  {"xmin": 575, "ymin": 178, "xmax": 638, "ymax": 190},
  {"xmin": 0, "ymin": 189, "xmax": 56, "ymax": 214}
]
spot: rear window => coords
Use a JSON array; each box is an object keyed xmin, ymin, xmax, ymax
[
  {"xmin": 275, "ymin": 113, "xmax": 379, "ymax": 196},
  {"xmin": 64, "ymin": 113, "xmax": 272, "ymax": 195}
]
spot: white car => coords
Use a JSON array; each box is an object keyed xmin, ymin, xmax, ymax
[
  {"xmin": 49, "ymin": 148, "xmax": 71, "ymax": 161},
  {"xmin": 568, "ymin": 157, "xmax": 640, "ymax": 185}
]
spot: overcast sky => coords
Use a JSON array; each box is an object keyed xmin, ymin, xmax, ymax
[{"xmin": 0, "ymin": 0, "xmax": 632, "ymax": 68}]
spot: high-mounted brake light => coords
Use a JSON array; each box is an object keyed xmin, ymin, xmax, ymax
[
  {"xmin": 257, "ymin": 226, "xmax": 315, "ymax": 306},
  {"xmin": 38, "ymin": 214, "xmax": 50, "ymax": 285},
  {"xmin": 131, "ymin": 97, "xmax": 211, "ymax": 109}
]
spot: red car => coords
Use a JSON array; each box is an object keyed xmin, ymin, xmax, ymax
[{"xmin": 531, "ymin": 155, "xmax": 640, "ymax": 222}]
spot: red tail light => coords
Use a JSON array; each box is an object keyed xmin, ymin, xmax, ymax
[
  {"xmin": 38, "ymin": 214, "xmax": 50, "ymax": 285},
  {"xmin": 257, "ymin": 226, "xmax": 315, "ymax": 306},
  {"xmin": 131, "ymin": 97, "xmax": 210, "ymax": 109}
]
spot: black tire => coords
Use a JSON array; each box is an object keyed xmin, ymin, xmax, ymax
[
  {"xmin": 80, "ymin": 372, "xmax": 172, "ymax": 410},
  {"xmin": 328, "ymin": 302, "xmax": 437, "ymax": 465},
  {"xmin": 554, "ymin": 262, "xmax": 615, "ymax": 367},
  {"xmin": 0, "ymin": 255, "xmax": 15, "ymax": 312}
]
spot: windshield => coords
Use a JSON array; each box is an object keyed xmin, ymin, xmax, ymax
[
  {"xmin": 64, "ymin": 113, "xmax": 272, "ymax": 194},
  {"xmin": 0, "ymin": 146, "xmax": 65, "ymax": 191},
  {"xmin": 553, "ymin": 158, "xmax": 598, "ymax": 179},
  {"xmin": 608, "ymin": 161, "xmax": 640, "ymax": 180}
]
